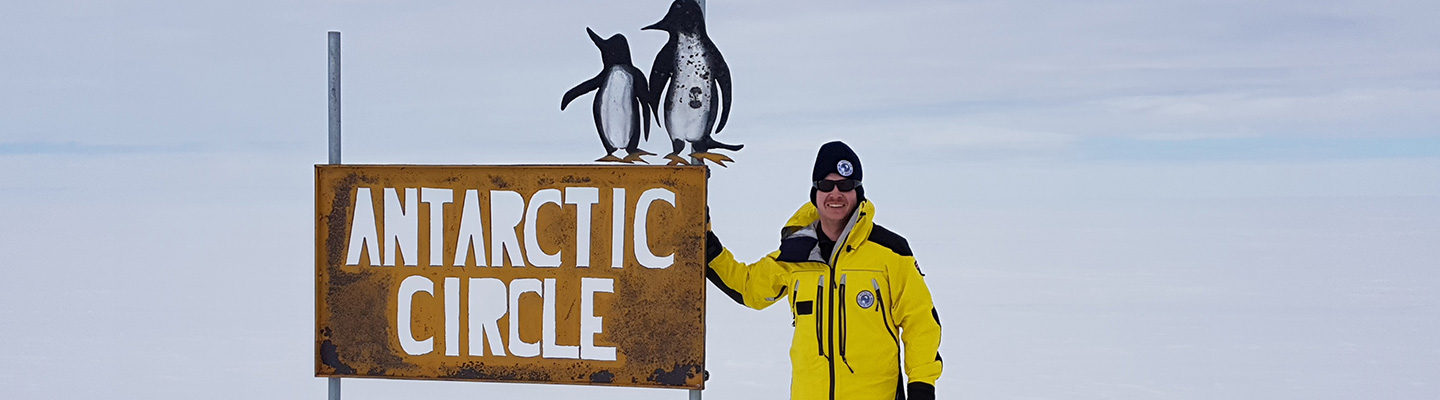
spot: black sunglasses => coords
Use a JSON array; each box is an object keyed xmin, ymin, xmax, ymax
[{"xmin": 813, "ymin": 179, "xmax": 862, "ymax": 192}]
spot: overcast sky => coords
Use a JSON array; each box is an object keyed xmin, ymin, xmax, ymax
[{"xmin": 2, "ymin": 1, "xmax": 1437, "ymax": 399}]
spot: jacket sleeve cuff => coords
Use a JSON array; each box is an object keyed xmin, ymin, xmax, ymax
[{"xmin": 907, "ymin": 382, "xmax": 935, "ymax": 400}]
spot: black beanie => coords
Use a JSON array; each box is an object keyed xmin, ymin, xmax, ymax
[{"xmin": 810, "ymin": 141, "xmax": 865, "ymax": 205}]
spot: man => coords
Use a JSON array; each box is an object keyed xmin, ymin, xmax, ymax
[{"xmin": 706, "ymin": 141, "xmax": 942, "ymax": 400}]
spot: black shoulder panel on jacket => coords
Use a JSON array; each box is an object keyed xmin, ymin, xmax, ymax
[
  {"xmin": 868, "ymin": 224, "xmax": 913, "ymax": 256},
  {"xmin": 776, "ymin": 236, "xmax": 817, "ymax": 263}
]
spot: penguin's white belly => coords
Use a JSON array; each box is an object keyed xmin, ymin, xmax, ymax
[
  {"xmin": 666, "ymin": 34, "xmax": 712, "ymax": 143},
  {"xmin": 599, "ymin": 67, "xmax": 634, "ymax": 149}
]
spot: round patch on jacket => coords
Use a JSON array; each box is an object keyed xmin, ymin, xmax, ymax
[
  {"xmin": 856, "ymin": 289, "xmax": 875, "ymax": 309},
  {"xmin": 837, "ymin": 160, "xmax": 854, "ymax": 177}
]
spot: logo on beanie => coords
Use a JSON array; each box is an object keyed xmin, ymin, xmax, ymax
[{"xmin": 837, "ymin": 160, "xmax": 854, "ymax": 177}]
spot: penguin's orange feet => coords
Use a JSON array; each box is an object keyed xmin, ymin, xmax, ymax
[
  {"xmin": 596, "ymin": 154, "xmax": 624, "ymax": 163},
  {"xmin": 621, "ymin": 152, "xmax": 651, "ymax": 164},
  {"xmin": 664, "ymin": 154, "xmax": 690, "ymax": 166},
  {"xmin": 690, "ymin": 152, "xmax": 734, "ymax": 167}
]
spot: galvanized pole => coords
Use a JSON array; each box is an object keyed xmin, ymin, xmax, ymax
[
  {"xmin": 329, "ymin": 31, "xmax": 342, "ymax": 165},
  {"xmin": 327, "ymin": 30, "xmax": 342, "ymax": 400}
]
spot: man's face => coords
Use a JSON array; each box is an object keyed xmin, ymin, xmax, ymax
[{"xmin": 816, "ymin": 172, "xmax": 858, "ymax": 227}]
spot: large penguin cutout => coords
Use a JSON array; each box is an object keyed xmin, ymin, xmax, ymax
[
  {"xmin": 562, "ymin": 28, "xmax": 655, "ymax": 163},
  {"xmin": 645, "ymin": 0, "xmax": 743, "ymax": 166}
]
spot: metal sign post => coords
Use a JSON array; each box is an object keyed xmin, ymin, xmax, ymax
[
  {"xmin": 329, "ymin": 31, "xmax": 342, "ymax": 166},
  {"xmin": 327, "ymin": 30, "xmax": 342, "ymax": 400}
]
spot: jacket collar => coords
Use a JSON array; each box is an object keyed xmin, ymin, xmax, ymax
[{"xmin": 781, "ymin": 200, "xmax": 877, "ymax": 253}]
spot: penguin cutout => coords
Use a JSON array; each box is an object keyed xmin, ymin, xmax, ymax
[
  {"xmin": 644, "ymin": 0, "xmax": 743, "ymax": 167},
  {"xmin": 562, "ymin": 28, "xmax": 655, "ymax": 163}
]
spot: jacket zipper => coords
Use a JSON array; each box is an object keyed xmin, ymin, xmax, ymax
[
  {"xmin": 791, "ymin": 279, "xmax": 800, "ymax": 327},
  {"xmin": 839, "ymin": 274, "xmax": 854, "ymax": 373},
  {"xmin": 826, "ymin": 210, "xmax": 862, "ymax": 400},
  {"xmin": 816, "ymin": 275, "xmax": 826, "ymax": 357},
  {"xmin": 872, "ymin": 278, "xmax": 898, "ymax": 343},
  {"xmin": 827, "ymin": 263, "xmax": 837, "ymax": 400}
]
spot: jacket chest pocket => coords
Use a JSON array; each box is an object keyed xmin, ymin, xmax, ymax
[
  {"xmin": 836, "ymin": 269, "xmax": 898, "ymax": 341},
  {"xmin": 788, "ymin": 269, "xmax": 833, "ymax": 362},
  {"xmin": 789, "ymin": 270, "xmax": 828, "ymax": 323},
  {"xmin": 838, "ymin": 269, "xmax": 889, "ymax": 312}
]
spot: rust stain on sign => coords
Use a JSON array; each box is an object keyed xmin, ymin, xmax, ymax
[{"xmin": 315, "ymin": 165, "xmax": 706, "ymax": 389}]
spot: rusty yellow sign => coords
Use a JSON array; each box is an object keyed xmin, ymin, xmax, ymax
[{"xmin": 315, "ymin": 165, "xmax": 706, "ymax": 389}]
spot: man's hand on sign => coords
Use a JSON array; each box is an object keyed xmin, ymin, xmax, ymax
[{"xmin": 703, "ymin": 206, "xmax": 724, "ymax": 266}]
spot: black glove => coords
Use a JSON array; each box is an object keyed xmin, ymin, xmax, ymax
[
  {"xmin": 704, "ymin": 206, "xmax": 722, "ymax": 262},
  {"xmin": 907, "ymin": 382, "xmax": 935, "ymax": 400},
  {"xmin": 705, "ymin": 230, "xmax": 723, "ymax": 263}
]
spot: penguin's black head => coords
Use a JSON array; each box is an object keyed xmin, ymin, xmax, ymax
[
  {"xmin": 586, "ymin": 27, "xmax": 633, "ymax": 66},
  {"xmin": 643, "ymin": 0, "xmax": 705, "ymax": 34}
]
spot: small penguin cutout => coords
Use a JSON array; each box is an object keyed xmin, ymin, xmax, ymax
[
  {"xmin": 562, "ymin": 28, "xmax": 655, "ymax": 164},
  {"xmin": 645, "ymin": 0, "xmax": 743, "ymax": 167}
]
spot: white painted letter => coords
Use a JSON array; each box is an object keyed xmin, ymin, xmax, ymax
[
  {"xmin": 611, "ymin": 188, "xmax": 626, "ymax": 268},
  {"xmin": 581, "ymin": 277, "xmax": 616, "ymax": 361},
  {"xmin": 345, "ymin": 187, "xmax": 379, "ymax": 266},
  {"xmin": 490, "ymin": 190, "xmax": 525, "ymax": 267},
  {"xmin": 423, "ymin": 188, "xmax": 453, "ymax": 267},
  {"xmin": 508, "ymin": 278, "xmax": 542, "ymax": 357},
  {"xmin": 454, "ymin": 189, "xmax": 488, "ymax": 267},
  {"xmin": 542, "ymin": 278, "xmax": 580, "ymax": 359},
  {"xmin": 468, "ymin": 278, "xmax": 507, "ymax": 357},
  {"xmin": 525, "ymin": 189, "xmax": 563, "ymax": 267},
  {"xmin": 565, "ymin": 187, "xmax": 600, "ymax": 268},
  {"xmin": 397, "ymin": 275, "xmax": 434, "ymax": 355},
  {"xmin": 634, "ymin": 188, "xmax": 676, "ymax": 269},
  {"xmin": 444, "ymin": 277, "xmax": 459, "ymax": 356},
  {"xmin": 385, "ymin": 187, "xmax": 419, "ymax": 267}
]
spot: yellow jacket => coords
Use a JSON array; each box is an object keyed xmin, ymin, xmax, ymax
[{"xmin": 706, "ymin": 201, "xmax": 942, "ymax": 400}]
